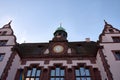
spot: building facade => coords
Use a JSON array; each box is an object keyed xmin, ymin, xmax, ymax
[{"xmin": 0, "ymin": 21, "xmax": 120, "ymax": 80}]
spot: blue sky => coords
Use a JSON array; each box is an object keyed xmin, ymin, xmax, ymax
[{"xmin": 0, "ymin": 0, "xmax": 120, "ymax": 43}]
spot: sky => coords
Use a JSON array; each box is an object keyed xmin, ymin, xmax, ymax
[{"xmin": 0, "ymin": 0, "xmax": 120, "ymax": 43}]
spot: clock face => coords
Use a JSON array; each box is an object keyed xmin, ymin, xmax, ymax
[{"xmin": 53, "ymin": 45, "xmax": 64, "ymax": 53}]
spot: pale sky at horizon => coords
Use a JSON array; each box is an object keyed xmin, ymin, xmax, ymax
[{"xmin": 0, "ymin": 0, "xmax": 120, "ymax": 43}]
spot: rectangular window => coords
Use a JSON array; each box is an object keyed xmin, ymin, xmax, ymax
[
  {"xmin": 109, "ymin": 29, "xmax": 114, "ymax": 33},
  {"xmin": 50, "ymin": 67, "xmax": 65, "ymax": 80},
  {"xmin": 113, "ymin": 51, "xmax": 120, "ymax": 60},
  {"xmin": 2, "ymin": 31, "xmax": 7, "ymax": 35},
  {"xmin": 112, "ymin": 37, "xmax": 120, "ymax": 42},
  {"xmin": 0, "ymin": 40, "xmax": 7, "ymax": 46},
  {"xmin": 0, "ymin": 32, "xmax": 2, "ymax": 35},
  {"xmin": 0, "ymin": 53, "xmax": 5, "ymax": 61},
  {"xmin": 75, "ymin": 67, "xmax": 91, "ymax": 80},
  {"xmin": 25, "ymin": 67, "xmax": 41, "ymax": 80},
  {"xmin": 0, "ymin": 31, "xmax": 7, "ymax": 35}
]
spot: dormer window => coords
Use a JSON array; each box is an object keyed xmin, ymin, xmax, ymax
[
  {"xmin": 0, "ymin": 40, "xmax": 8, "ymax": 46},
  {"xmin": 0, "ymin": 53, "xmax": 5, "ymax": 61},
  {"xmin": 112, "ymin": 37, "xmax": 120, "ymax": 42},
  {"xmin": 2, "ymin": 31, "xmax": 7, "ymax": 35},
  {"xmin": 113, "ymin": 51, "xmax": 120, "ymax": 60},
  {"xmin": 0, "ymin": 31, "xmax": 7, "ymax": 35},
  {"xmin": 109, "ymin": 29, "xmax": 114, "ymax": 33}
]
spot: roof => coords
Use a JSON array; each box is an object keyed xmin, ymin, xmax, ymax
[
  {"xmin": 56, "ymin": 26, "xmax": 66, "ymax": 31},
  {"xmin": 15, "ymin": 41, "xmax": 99, "ymax": 58}
]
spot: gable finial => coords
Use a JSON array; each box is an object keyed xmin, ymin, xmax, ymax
[
  {"xmin": 104, "ymin": 20, "xmax": 108, "ymax": 25},
  {"xmin": 8, "ymin": 20, "xmax": 12, "ymax": 25},
  {"xmin": 3, "ymin": 20, "xmax": 12, "ymax": 28}
]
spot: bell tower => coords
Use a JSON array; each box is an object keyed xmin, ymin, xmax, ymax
[{"xmin": 53, "ymin": 24, "xmax": 68, "ymax": 41}]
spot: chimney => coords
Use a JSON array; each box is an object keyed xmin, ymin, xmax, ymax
[{"xmin": 85, "ymin": 38, "xmax": 90, "ymax": 42}]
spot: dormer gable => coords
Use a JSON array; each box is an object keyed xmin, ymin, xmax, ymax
[
  {"xmin": 0, "ymin": 21, "xmax": 14, "ymax": 35},
  {"xmin": 0, "ymin": 21, "xmax": 17, "ymax": 45},
  {"xmin": 102, "ymin": 20, "xmax": 120, "ymax": 34},
  {"xmin": 99, "ymin": 20, "xmax": 120, "ymax": 42}
]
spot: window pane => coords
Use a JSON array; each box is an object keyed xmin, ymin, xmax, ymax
[
  {"xmin": 2, "ymin": 31, "xmax": 7, "ymax": 35},
  {"xmin": 26, "ymin": 78, "xmax": 29, "ymax": 80},
  {"xmin": 81, "ymin": 78, "xmax": 86, "ymax": 80},
  {"xmin": 75, "ymin": 67, "xmax": 91, "ymax": 80},
  {"xmin": 115, "ymin": 52, "xmax": 120, "ymax": 60},
  {"xmin": 80, "ymin": 67, "xmax": 85, "ymax": 76},
  {"xmin": 36, "ymin": 70, "xmax": 41, "ymax": 76},
  {"xmin": 56, "ymin": 68, "xmax": 60, "ymax": 76},
  {"xmin": 31, "ymin": 68, "xmax": 37, "ymax": 76},
  {"xmin": 50, "ymin": 78, "xmax": 55, "ymax": 80},
  {"xmin": 109, "ymin": 29, "xmax": 114, "ymax": 33},
  {"xmin": 30, "ymin": 78, "xmax": 35, "ymax": 80},
  {"xmin": 51, "ymin": 70, "xmax": 55, "ymax": 76},
  {"xmin": 112, "ymin": 37, "xmax": 120, "ymax": 42},
  {"xmin": 85, "ymin": 69, "xmax": 90, "ymax": 76},
  {"xmin": 0, "ymin": 54, "xmax": 4, "ymax": 61},
  {"xmin": 0, "ymin": 40, "xmax": 7, "ymax": 46},
  {"xmin": 27, "ymin": 70, "xmax": 31, "ymax": 76},
  {"xmin": 56, "ymin": 78, "xmax": 60, "ymax": 80},
  {"xmin": 35, "ymin": 78, "xmax": 39, "ymax": 80},
  {"xmin": 76, "ymin": 77, "xmax": 80, "ymax": 80},
  {"xmin": 50, "ymin": 67, "xmax": 65, "ymax": 80},
  {"xmin": 60, "ymin": 70, "xmax": 64, "ymax": 76},
  {"xmin": 86, "ymin": 77, "xmax": 91, "ymax": 80},
  {"xmin": 60, "ymin": 78, "xmax": 64, "ymax": 80},
  {"xmin": 75, "ymin": 70, "xmax": 80, "ymax": 76}
]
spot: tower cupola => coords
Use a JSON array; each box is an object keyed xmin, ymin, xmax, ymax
[{"xmin": 54, "ymin": 24, "xmax": 67, "ymax": 39}]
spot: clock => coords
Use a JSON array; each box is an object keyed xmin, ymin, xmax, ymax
[{"xmin": 53, "ymin": 45, "xmax": 64, "ymax": 53}]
